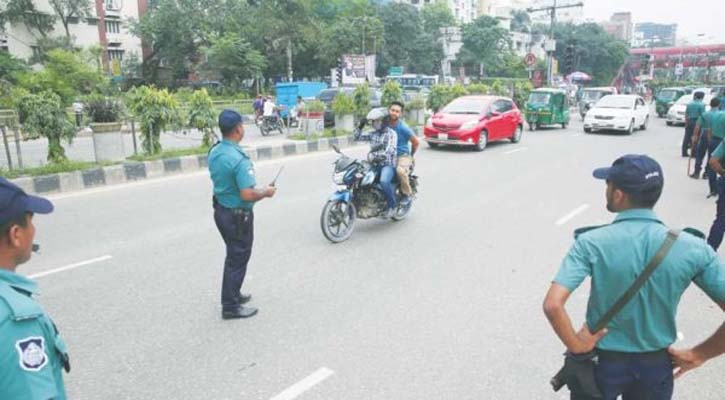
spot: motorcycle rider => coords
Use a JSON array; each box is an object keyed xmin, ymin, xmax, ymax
[
  {"xmin": 387, "ymin": 101, "xmax": 419, "ymax": 206},
  {"xmin": 355, "ymin": 108, "xmax": 398, "ymax": 219}
]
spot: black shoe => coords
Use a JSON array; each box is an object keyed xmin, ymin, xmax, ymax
[
  {"xmin": 703, "ymin": 173, "xmax": 708, "ymax": 180},
  {"xmin": 222, "ymin": 306, "xmax": 258, "ymax": 320},
  {"xmin": 239, "ymin": 293, "xmax": 252, "ymax": 305},
  {"xmin": 689, "ymin": 172, "xmax": 700, "ymax": 179},
  {"xmin": 708, "ymin": 192, "xmax": 719, "ymax": 199}
]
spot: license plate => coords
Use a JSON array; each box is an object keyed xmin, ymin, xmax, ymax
[{"xmin": 438, "ymin": 133, "xmax": 448, "ymax": 140}]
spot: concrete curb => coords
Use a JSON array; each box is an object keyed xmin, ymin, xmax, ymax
[{"xmin": 12, "ymin": 135, "xmax": 356, "ymax": 195}]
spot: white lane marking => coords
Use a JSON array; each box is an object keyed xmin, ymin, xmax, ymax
[
  {"xmin": 504, "ymin": 147, "xmax": 528, "ymax": 155},
  {"xmin": 270, "ymin": 368, "xmax": 335, "ymax": 400},
  {"xmin": 28, "ymin": 255, "xmax": 113, "ymax": 279},
  {"xmin": 571, "ymin": 134, "xmax": 583, "ymax": 138},
  {"xmin": 48, "ymin": 146, "xmax": 368, "ymax": 201},
  {"xmin": 555, "ymin": 204, "xmax": 590, "ymax": 226}
]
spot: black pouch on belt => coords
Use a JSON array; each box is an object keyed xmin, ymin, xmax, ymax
[{"xmin": 232, "ymin": 209, "xmax": 250, "ymax": 240}]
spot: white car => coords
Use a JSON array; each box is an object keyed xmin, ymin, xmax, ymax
[
  {"xmin": 583, "ymin": 95, "xmax": 650, "ymax": 134},
  {"xmin": 667, "ymin": 94, "xmax": 713, "ymax": 126}
]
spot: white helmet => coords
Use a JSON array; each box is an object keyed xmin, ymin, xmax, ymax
[{"xmin": 366, "ymin": 107, "xmax": 388, "ymax": 122}]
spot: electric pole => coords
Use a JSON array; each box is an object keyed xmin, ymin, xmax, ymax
[{"xmin": 527, "ymin": 0, "xmax": 583, "ymax": 86}]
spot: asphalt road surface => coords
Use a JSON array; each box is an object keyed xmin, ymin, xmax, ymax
[{"xmin": 23, "ymin": 115, "xmax": 724, "ymax": 399}]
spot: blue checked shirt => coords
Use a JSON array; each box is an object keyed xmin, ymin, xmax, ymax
[{"xmin": 355, "ymin": 127, "xmax": 398, "ymax": 166}]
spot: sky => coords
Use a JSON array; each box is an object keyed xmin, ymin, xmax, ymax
[{"xmin": 581, "ymin": 0, "xmax": 725, "ymax": 44}]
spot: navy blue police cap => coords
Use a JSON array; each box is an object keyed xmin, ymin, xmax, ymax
[
  {"xmin": 593, "ymin": 155, "xmax": 664, "ymax": 194},
  {"xmin": 218, "ymin": 109, "xmax": 244, "ymax": 134},
  {"xmin": 0, "ymin": 177, "xmax": 53, "ymax": 225}
]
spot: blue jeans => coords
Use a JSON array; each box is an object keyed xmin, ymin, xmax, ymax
[
  {"xmin": 379, "ymin": 165, "xmax": 396, "ymax": 210},
  {"xmin": 571, "ymin": 350, "xmax": 673, "ymax": 400}
]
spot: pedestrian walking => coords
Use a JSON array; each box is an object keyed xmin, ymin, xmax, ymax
[
  {"xmin": 208, "ymin": 110, "xmax": 276, "ymax": 320},
  {"xmin": 683, "ymin": 91, "xmax": 706, "ymax": 157},
  {"xmin": 544, "ymin": 155, "xmax": 725, "ymax": 400},
  {"xmin": 692, "ymin": 98, "xmax": 724, "ymax": 197},
  {"xmin": 72, "ymin": 100, "xmax": 84, "ymax": 128},
  {"xmin": 0, "ymin": 178, "xmax": 71, "ymax": 399}
]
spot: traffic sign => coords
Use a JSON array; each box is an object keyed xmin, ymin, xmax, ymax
[
  {"xmin": 524, "ymin": 53, "xmax": 537, "ymax": 67},
  {"xmin": 389, "ymin": 66, "xmax": 404, "ymax": 76}
]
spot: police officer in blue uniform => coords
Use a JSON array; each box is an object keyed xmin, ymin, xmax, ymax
[
  {"xmin": 0, "ymin": 178, "xmax": 71, "ymax": 399},
  {"xmin": 209, "ymin": 110, "xmax": 276, "ymax": 319},
  {"xmin": 543, "ymin": 155, "xmax": 725, "ymax": 399}
]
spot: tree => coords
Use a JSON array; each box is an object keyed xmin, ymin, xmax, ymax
[
  {"xmin": 459, "ymin": 15, "xmax": 512, "ymax": 78},
  {"xmin": 48, "ymin": 0, "xmax": 92, "ymax": 38},
  {"xmin": 421, "ymin": 2, "xmax": 456, "ymax": 34},
  {"xmin": 126, "ymin": 86, "xmax": 181, "ymax": 155},
  {"xmin": 0, "ymin": 52, "xmax": 27, "ymax": 84},
  {"xmin": 510, "ymin": 9, "xmax": 531, "ymax": 33},
  {"xmin": 381, "ymin": 80, "xmax": 404, "ymax": 108},
  {"xmin": 15, "ymin": 91, "xmax": 76, "ymax": 162},
  {"xmin": 186, "ymin": 89, "xmax": 217, "ymax": 147},
  {"xmin": 202, "ymin": 33, "xmax": 267, "ymax": 89},
  {"xmin": 377, "ymin": 3, "xmax": 422, "ymax": 75},
  {"xmin": 0, "ymin": 0, "xmax": 56, "ymax": 38}
]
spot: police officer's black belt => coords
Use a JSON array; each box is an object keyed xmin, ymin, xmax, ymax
[{"xmin": 550, "ymin": 229, "xmax": 680, "ymax": 399}]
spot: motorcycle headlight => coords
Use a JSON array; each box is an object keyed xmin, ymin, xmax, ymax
[
  {"xmin": 460, "ymin": 119, "xmax": 478, "ymax": 131},
  {"xmin": 332, "ymin": 170, "xmax": 346, "ymax": 185}
]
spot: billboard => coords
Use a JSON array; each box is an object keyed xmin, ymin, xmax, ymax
[{"xmin": 340, "ymin": 54, "xmax": 376, "ymax": 85}]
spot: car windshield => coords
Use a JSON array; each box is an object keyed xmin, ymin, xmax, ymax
[
  {"xmin": 582, "ymin": 91, "xmax": 604, "ymax": 101},
  {"xmin": 318, "ymin": 90, "xmax": 338, "ymax": 102},
  {"xmin": 441, "ymin": 98, "xmax": 487, "ymax": 114},
  {"xmin": 596, "ymin": 96, "xmax": 634, "ymax": 109},
  {"xmin": 676, "ymin": 95, "xmax": 694, "ymax": 105},
  {"xmin": 658, "ymin": 90, "xmax": 678, "ymax": 100},
  {"xmin": 528, "ymin": 92, "xmax": 550, "ymax": 104}
]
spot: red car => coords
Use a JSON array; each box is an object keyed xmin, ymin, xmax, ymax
[{"xmin": 424, "ymin": 95, "xmax": 524, "ymax": 151}]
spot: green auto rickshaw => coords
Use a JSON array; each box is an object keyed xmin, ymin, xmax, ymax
[
  {"xmin": 525, "ymin": 88, "xmax": 570, "ymax": 131},
  {"xmin": 655, "ymin": 87, "xmax": 686, "ymax": 118}
]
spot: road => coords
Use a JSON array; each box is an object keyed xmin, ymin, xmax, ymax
[
  {"xmin": 0, "ymin": 123, "xmax": 295, "ymax": 169},
  {"xmin": 22, "ymin": 115, "xmax": 724, "ymax": 399}
]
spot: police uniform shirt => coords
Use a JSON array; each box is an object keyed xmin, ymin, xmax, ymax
[
  {"xmin": 685, "ymin": 99, "xmax": 706, "ymax": 121},
  {"xmin": 697, "ymin": 110, "xmax": 724, "ymax": 139},
  {"xmin": 554, "ymin": 209, "xmax": 725, "ymax": 353},
  {"xmin": 0, "ymin": 269, "xmax": 69, "ymax": 399},
  {"xmin": 208, "ymin": 139, "xmax": 257, "ymax": 210}
]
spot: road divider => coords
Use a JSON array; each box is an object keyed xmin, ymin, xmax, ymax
[
  {"xmin": 28, "ymin": 255, "xmax": 113, "ymax": 279},
  {"xmin": 555, "ymin": 204, "xmax": 590, "ymax": 226},
  {"xmin": 270, "ymin": 367, "xmax": 335, "ymax": 400}
]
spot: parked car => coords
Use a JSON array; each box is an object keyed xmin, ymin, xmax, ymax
[
  {"xmin": 655, "ymin": 87, "xmax": 686, "ymax": 117},
  {"xmin": 423, "ymin": 95, "xmax": 523, "ymax": 151},
  {"xmin": 317, "ymin": 87, "xmax": 381, "ymax": 127},
  {"xmin": 666, "ymin": 94, "xmax": 713, "ymax": 126},
  {"xmin": 583, "ymin": 95, "xmax": 650, "ymax": 134}
]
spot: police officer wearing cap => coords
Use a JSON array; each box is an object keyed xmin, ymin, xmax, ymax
[
  {"xmin": 544, "ymin": 155, "xmax": 725, "ymax": 399},
  {"xmin": 209, "ymin": 110, "xmax": 276, "ymax": 320},
  {"xmin": 0, "ymin": 177, "xmax": 71, "ymax": 399}
]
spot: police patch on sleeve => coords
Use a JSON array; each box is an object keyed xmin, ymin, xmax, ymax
[{"xmin": 15, "ymin": 337, "xmax": 48, "ymax": 371}]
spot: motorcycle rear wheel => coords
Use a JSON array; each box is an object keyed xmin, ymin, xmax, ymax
[{"xmin": 320, "ymin": 200, "xmax": 357, "ymax": 243}]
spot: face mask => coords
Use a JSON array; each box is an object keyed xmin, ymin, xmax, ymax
[{"xmin": 373, "ymin": 120, "xmax": 383, "ymax": 130}]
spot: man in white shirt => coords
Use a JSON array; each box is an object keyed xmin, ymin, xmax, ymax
[{"xmin": 263, "ymin": 97, "xmax": 277, "ymax": 117}]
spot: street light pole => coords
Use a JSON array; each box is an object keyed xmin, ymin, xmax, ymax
[{"xmin": 527, "ymin": 1, "xmax": 583, "ymax": 86}]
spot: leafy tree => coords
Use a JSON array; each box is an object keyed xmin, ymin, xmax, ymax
[
  {"xmin": 459, "ymin": 15, "xmax": 512, "ymax": 78},
  {"xmin": 0, "ymin": 52, "xmax": 27, "ymax": 84},
  {"xmin": 510, "ymin": 9, "xmax": 531, "ymax": 33},
  {"xmin": 421, "ymin": 2, "xmax": 456, "ymax": 34},
  {"xmin": 352, "ymin": 83, "xmax": 371, "ymax": 121},
  {"xmin": 377, "ymin": 3, "xmax": 423, "ymax": 75},
  {"xmin": 202, "ymin": 33, "xmax": 267, "ymax": 89},
  {"xmin": 186, "ymin": 89, "xmax": 217, "ymax": 147},
  {"xmin": 427, "ymin": 84, "xmax": 468, "ymax": 112},
  {"xmin": 48, "ymin": 0, "xmax": 92, "ymax": 38},
  {"xmin": 381, "ymin": 80, "xmax": 404, "ymax": 108},
  {"xmin": 15, "ymin": 91, "xmax": 76, "ymax": 162},
  {"xmin": 126, "ymin": 86, "xmax": 181, "ymax": 155},
  {"xmin": 0, "ymin": 0, "xmax": 56, "ymax": 38}
]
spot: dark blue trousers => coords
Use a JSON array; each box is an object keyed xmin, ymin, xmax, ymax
[
  {"xmin": 706, "ymin": 137, "xmax": 722, "ymax": 194},
  {"xmin": 213, "ymin": 203, "xmax": 254, "ymax": 311},
  {"xmin": 682, "ymin": 120, "xmax": 696, "ymax": 156},
  {"xmin": 693, "ymin": 134, "xmax": 709, "ymax": 175},
  {"xmin": 571, "ymin": 350, "xmax": 673, "ymax": 400},
  {"xmin": 708, "ymin": 178, "xmax": 725, "ymax": 250}
]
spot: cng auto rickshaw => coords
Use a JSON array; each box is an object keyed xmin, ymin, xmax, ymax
[
  {"xmin": 655, "ymin": 87, "xmax": 686, "ymax": 118},
  {"xmin": 525, "ymin": 88, "xmax": 570, "ymax": 131},
  {"xmin": 578, "ymin": 87, "xmax": 617, "ymax": 120}
]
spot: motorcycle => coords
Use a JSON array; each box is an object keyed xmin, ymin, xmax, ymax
[
  {"xmin": 320, "ymin": 144, "xmax": 419, "ymax": 243},
  {"xmin": 260, "ymin": 114, "xmax": 284, "ymax": 136}
]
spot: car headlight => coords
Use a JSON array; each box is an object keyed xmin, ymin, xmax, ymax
[
  {"xmin": 459, "ymin": 119, "xmax": 478, "ymax": 131},
  {"xmin": 332, "ymin": 170, "xmax": 346, "ymax": 185}
]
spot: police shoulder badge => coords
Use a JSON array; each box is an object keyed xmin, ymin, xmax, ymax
[{"xmin": 16, "ymin": 336, "xmax": 48, "ymax": 371}]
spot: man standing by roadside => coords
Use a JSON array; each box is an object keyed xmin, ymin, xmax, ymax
[
  {"xmin": 387, "ymin": 101, "xmax": 419, "ymax": 205},
  {"xmin": 208, "ymin": 110, "xmax": 276, "ymax": 320},
  {"xmin": 544, "ymin": 155, "xmax": 725, "ymax": 399},
  {"xmin": 0, "ymin": 178, "xmax": 71, "ymax": 399},
  {"xmin": 692, "ymin": 98, "xmax": 723, "ymax": 198},
  {"xmin": 683, "ymin": 91, "xmax": 706, "ymax": 158}
]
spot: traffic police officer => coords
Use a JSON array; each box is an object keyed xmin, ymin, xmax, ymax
[
  {"xmin": 543, "ymin": 155, "xmax": 725, "ymax": 399},
  {"xmin": 0, "ymin": 177, "xmax": 71, "ymax": 399},
  {"xmin": 209, "ymin": 110, "xmax": 276, "ymax": 320},
  {"xmin": 693, "ymin": 97, "xmax": 724, "ymax": 197},
  {"xmin": 683, "ymin": 91, "xmax": 706, "ymax": 158}
]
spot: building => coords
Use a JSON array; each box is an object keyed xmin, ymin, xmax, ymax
[
  {"xmin": 632, "ymin": 22, "xmax": 677, "ymax": 48},
  {"xmin": 0, "ymin": 0, "xmax": 146, "ymax": 73},
  {"xmin": 529, "ymin": 0, "xmax": 584, "ymax": 25},
  {"xmin": 600, "ymin": 12, "xmax": 632, "ymax": 42}
]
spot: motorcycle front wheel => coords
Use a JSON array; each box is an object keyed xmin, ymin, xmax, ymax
[{"xmin": 320, "ymin": 200, "xmax": 357, "ymax": 243}]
